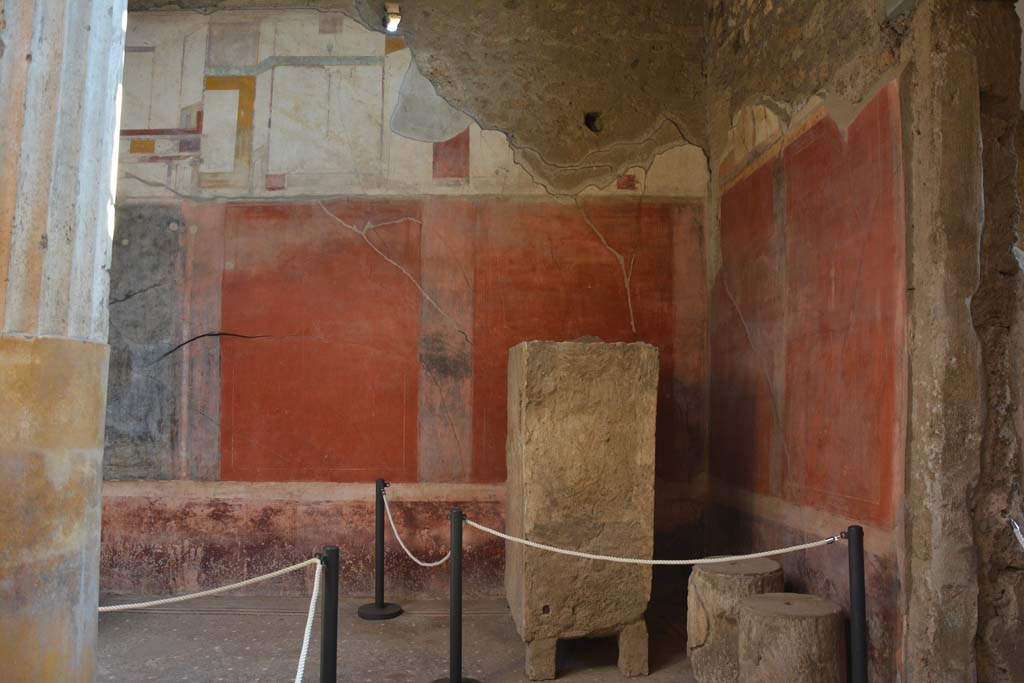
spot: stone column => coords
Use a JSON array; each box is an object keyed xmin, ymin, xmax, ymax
[{"xmin": 0, "ymin": 1, "xmax": 126, "ymax": 680}]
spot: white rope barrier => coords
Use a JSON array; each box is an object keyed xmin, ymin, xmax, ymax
[
  {"xmin": 98, "ymin": 558, "xmax": 321, "ymax": 612},
  {"xmin": 100, "ymin": 557, "xmax": 324, "ymax": 683},
  {"xmin": 382, "ymin": 491, "xmax": 451, "ymax": 567},
  {"xmin": 465, "ymin": 518, "xmax": 842, "ymax": 566},
  {"xmin": 1010, "ymin": 518, "xmax": 1024, "ymax": 552},
  {"xmin": 294, "ymin": 559, "xmax": 322, "ymax": 683}
]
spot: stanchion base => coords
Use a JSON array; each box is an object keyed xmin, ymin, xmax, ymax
[{"xmin": 357, "ymin": 602, "xmax": 403, "ymax": 620}]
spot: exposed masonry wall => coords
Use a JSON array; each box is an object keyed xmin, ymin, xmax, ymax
[{"xmin": 965, "ymin": 5, "xmax": 1024, "ymax": 680}]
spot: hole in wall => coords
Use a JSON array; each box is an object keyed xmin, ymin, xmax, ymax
[
  {"xmin": 542, "ymin": 604, "xmax": 550, "ymax": 615},
  {"xmin": 584, "ymin": 112, "xmax": 603, "ymax": 133}
]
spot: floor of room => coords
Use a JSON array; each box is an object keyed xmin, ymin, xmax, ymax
[{"xmin": 97, "ymin": 598, "xmax": 694, "ymax": 682}]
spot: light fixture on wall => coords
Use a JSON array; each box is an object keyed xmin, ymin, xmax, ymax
[{"xmin": 384, "ymin": 3, "xmax": 401, "ymax": 33}]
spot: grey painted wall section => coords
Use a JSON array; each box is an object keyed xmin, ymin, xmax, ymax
[{"xmin": 105, "ymin": 205, "xmax": 185, "ymax": 479}]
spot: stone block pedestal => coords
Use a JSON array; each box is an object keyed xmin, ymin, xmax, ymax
[{"xmin": 504, "ymin": 341, "xmax": 659, "ymax": 679}]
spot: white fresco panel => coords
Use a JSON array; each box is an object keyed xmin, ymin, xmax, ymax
[
  {"xmin": 121, "ymin": 51, "xmax": 154, "ymax": 129},
  {"xmin": 200, "ymin": 89, "xmax": 240, "ymax": 173},
  {"xmin": 180, "ymin": 26, "xmax": 209, "ymax": 109},
  {"xmin": 268, "ymin": 66, "xmax": 332, "ymax": 174},
  {"xmin": 150, "ymin": 37, "xmax": 185, "ymax": 129}
]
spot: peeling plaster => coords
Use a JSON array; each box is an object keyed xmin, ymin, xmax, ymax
[{"xmin": 127, "ymin": 0, "xmax": 708, "ymax": 196}]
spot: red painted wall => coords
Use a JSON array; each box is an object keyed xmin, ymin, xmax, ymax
[
  {"xmin": 710, "ymin": 82, "xmax": 906, "ymax": 527},
  {"xmin": 707, "ymin": 81, "xmax": 906, "ymax": 677},
  {"xmin": 219, "ymin": 201, "xmax": 423, "ymax": 483},
  {"xmin": 212, "ymin": 197, "xmax": 706, "ymax": 486}
]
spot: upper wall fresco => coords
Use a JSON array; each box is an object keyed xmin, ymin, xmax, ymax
[{"xmin": 118, "ymin": 10, "xmax": 707, "ymax": 201}]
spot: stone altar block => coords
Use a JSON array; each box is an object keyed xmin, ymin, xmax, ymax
[{"xmin": 505, "ymin": 341, "xmax": 659, "ymax": 680}]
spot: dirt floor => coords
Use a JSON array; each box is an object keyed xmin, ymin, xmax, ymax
[{"xmin": 97, "ymin": 597, "xmax": 695, "ymax": 682}]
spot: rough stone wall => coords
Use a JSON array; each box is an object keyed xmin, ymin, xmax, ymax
[
  {"xmin": 903, "ymin": 3, "xmax": 1022, "ymax": 680},
  {"xmin": 966, "ymin": 4, "xmax": 1024, "ymax": 680}
]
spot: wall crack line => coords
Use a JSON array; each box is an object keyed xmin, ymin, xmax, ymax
[
  {"xmin": 720, "ymin": 277, "xmax": 793, "ymax": 467},
  {"xmin": 109, "ymin": 280, "xmax": 166, "ymax": 306},
  {"xmin": 426, "ymin": 368, "xmax": 467, "ymax": 469},
  {"xmin": 151, "ymin": 332, "xmax": 274, "ymax": 365},
  {"xmin": 316, "ymin": 201, "xmax": 473, "ymax": 346},
  {"xmin": 575, "ymin": 197, "xmax": 637, "ymax": 334}
]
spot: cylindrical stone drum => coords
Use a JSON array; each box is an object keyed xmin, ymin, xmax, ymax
[
  {"xmin": 738, "ymin": 593, "xmax": 846, "ymax": 682},
  {"xmin": 686, "ymin": 558, "xmax": 784, "ymax": 682}
]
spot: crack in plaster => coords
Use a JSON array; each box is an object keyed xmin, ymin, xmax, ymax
[
  {"xmin": 108, "ymin": 280, "xmax": 166, "ymax": 306},
  {"xmin": 316, "ymin": 201, "xmax": 473, "ymax": 346},
  {"xmin": 719, "ymin": 276, "xmax": 792, "ymax": 469},
  {"xmin": 425, "ymin": 367, "xmax": 467, "ymax": 470},
  {"xmin": 153, "ymin": 331, "xmax": 273, "ymax": 363},
  {"xmin": 575, "ymin": 197, "xmax": 637, "ymax": 334}
]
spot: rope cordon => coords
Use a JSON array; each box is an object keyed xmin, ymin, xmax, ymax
[
  {"xmin": 99, "ymin": 557, "xmax": 323, "ymax": 682},
  {"xmin": 1010, "ymin": 518, "xmax": 1024, "ymax": 552},
  {"xmin": 465, "ymin": 519, "xmax": 842, "ymax": 565},
  {"xmin": 382, "ymin": 491, "xmax": 451, "ymax": 567},
  {"xmin": 98, "ymin": 558, "xmax": 321, "ymax": 612},
  {"xmin": 294, "ymin": 559, "xmax": 322, "ymax": 683}
]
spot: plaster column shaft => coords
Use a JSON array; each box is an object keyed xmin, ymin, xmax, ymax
[{"xmin": 0, "ymin": 1, "xmax": 126, "ymax": 679}]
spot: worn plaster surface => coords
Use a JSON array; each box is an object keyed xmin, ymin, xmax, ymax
[
  {"xmin": 123, "ymin": 1, "xmax": 707, "ymax": 196},
  {"xmin": 0, "ymin": 337, "xmax": 110, "ymax": 681},
  {"xmin": 101, "ymin": 481, "xmax": 505, "ymax": 599}
]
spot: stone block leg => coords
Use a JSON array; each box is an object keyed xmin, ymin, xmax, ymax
[
  {"xmin": 526, "ymin": 637, "xmax": 558, "ymax": 680},
  {"xmin": 617, "ymin": 619, "xmax": 649, "ymax": 677}
]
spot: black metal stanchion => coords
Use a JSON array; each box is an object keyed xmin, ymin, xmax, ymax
[
  {"xmin": 431, "ymin": 509, "xmax": 483, "ymax": 683},
  {"xmin": 847, "ymin": 525, "xmax": 868, "ymax": 683},
  {"xmin": 320, "ymin": 545, "xmax": 339, "ymax": 683},
  {"xmin": 358, "ymin": 478, "xmax": 403, "ymax": 620}
]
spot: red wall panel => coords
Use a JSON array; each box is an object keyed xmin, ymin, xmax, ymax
[
  {"xmin": 220, "ymin": 200, "xmax": 422, "ymax": 482},
  {"xmin": 217, "ymin": 197, "xmax": 705, "ymax": 485},
  {"xmin": 472, "ymin": 199, "xmax": 700, "ymax": 483},
  {"xmin": 711, "ymin": 164, "xmax": 781, "ymax": 495},
  {"xmin": 781, "ymin": 84, "xmax": 905, "ymax": 526},
  {"xmin": 709, "ymin": 82, "xmax": 906, "ymax": 527}
]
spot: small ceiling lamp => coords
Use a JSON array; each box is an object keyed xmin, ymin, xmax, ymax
[{"xmin": 384, "ymin": 3, "xmax": 401, "ymax": 33}]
